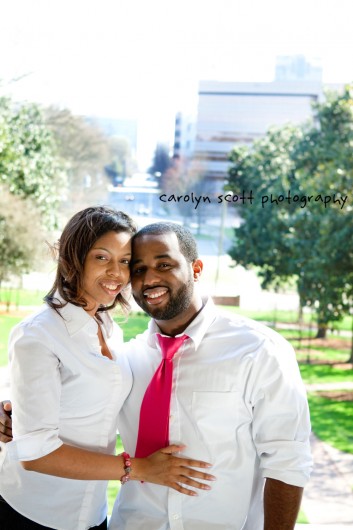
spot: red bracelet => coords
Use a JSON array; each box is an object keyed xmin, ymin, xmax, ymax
[{"xmin": 119, "ymin": 452, "xmax": 132, "ymax": 484}]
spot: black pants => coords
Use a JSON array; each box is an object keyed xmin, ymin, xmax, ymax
[{"xmin": 0, "ymin": 496, "xmax": 107, "ymax": 530}]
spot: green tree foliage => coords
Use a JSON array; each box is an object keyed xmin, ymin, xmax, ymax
[
  {"xmin": 0, "ymin": 97, "xmax": 65, "ymax": 228},
  {"xmin": 0, "ymin": 97, "xmax": 64, "ymax": 284},
  {"xmin": 0, "ymin": 187, "xmax": 46, "ymax": 283},
  {"xmin": 148, "ymin": 143, "xmax": 172, "ymax": 179},
  {"xmin": 44, "ymin": 107, "xmax": 110, "ymax": 201},
  {"xmin": 105, "ymin": 137, "xmax": 135, "ymax": 186},
  {"xmin": 227, "ymin": 86, "xmax": 353, "ymax": 341}
]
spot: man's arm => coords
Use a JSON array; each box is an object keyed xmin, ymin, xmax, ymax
[
  {"xmin": 264, "ymin": 478, "xmax": 303, "ymax": 530},
  {"xmin": 0, "ymin": 400, "xmax": 12, "ymax": 443}
]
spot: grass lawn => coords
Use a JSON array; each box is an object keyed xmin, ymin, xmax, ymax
[
  {"xmin": 295, "ymin": 346, "xmax": 350, "ymax": 364},
  {"xmin": 299, "ymin": 364, "xmax": 353, "ymax": 385},
  {"xmin": 0, "ymin": 315, "xmax": 23, "ymax": 366},
  {"xmin": 116, "ymin": 312, "xmax": 150, "ymax": 341},
  {"xmin": 308, "ymin": 394, "xmax": 353, "ymax": 454},
  {"xmin": 224, "ymin": 306, "xmax": 353, "ymax": 333},
  {"xmin": 0, "ymin": 288, "xmax": 46, "ymax": 308},
  {"xmin": 107, "ymin": 435, "xmax": 124, "ymax": 514}
]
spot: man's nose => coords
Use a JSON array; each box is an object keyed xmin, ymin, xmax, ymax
[{"xmin": 142, "ymin": 268, "xmax": 161, "ymax": 286}]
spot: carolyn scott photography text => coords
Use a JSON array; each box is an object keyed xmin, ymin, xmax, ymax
[{"xmin": 159, "ymin": 190, "xmax": 349, "ymax": 210}]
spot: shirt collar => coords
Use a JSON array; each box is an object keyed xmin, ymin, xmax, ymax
[
  {"xmin": 53, "ymin": 293, "xmax": 114, "ymax": 337},
  {"xmin": 147, "ymin": 296, "xmax": 217, "ymax": 350}
]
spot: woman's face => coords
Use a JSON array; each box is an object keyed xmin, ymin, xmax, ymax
[{"xmin": 82, "ymin": 230, "xmax": 132, "ymax": 315}]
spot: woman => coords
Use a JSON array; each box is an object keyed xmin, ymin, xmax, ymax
[{"xmin": 0, "ymin": 206, "xmax": 213, "ymax": 530}]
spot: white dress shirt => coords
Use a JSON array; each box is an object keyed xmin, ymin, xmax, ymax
[
  {"xmin": 110, "ymin": 297, "xmax": 312, "ymax": 530},
  {"xmin": 0, "ymin": 300, "xmax": 132, "ymax": 530}
]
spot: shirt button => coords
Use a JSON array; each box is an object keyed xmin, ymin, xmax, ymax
[{"xmin": 172, "ymin": 514, "xmax": 180, "ymax": 520}]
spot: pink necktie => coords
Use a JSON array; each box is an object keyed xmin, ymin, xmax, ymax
[{"xmin": 135, "ymin": 334, "xmax": 188, "ymax": 458}]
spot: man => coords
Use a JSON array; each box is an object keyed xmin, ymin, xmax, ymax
[{"xmin": 0, "ymin": 222, "xmax": 312, "ymax": 529}]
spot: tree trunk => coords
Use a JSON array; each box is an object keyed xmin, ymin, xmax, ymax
[
  {"xmin": 347, "ymin": 315, "xmax": 353, "ymax": 364},
  {"xmin": 316, "ymin": 325, "xmax": 327, "ymax": 339}
]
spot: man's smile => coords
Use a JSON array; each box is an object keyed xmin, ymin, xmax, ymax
[{"xmin": 143, "ymin": 287, "xmax": 168, "ymax": 304}]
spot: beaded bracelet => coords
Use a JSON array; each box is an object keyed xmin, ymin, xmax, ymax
[{"xmin": 119, "ymin": 452, "xmax": 132, "ymax": 484}]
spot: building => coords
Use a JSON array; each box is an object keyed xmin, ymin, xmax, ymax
[
  {"xmin": 189, "ymin": 79, "xmax": 323, "ymax": 192},
  {"xmin": 173, "ymin": 111, "xmax": 196, "ymax": 160},
  {"xmin": 275, "ymin": 55, "xmax": 322, "ymax": 82}
]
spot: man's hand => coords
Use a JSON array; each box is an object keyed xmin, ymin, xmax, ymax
[{"xmin": 0, "ymin": 400, "xmax": 12, "ymax": 443}]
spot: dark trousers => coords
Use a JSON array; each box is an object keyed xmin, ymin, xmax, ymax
[{"xmin": 0, "ymin": 496, "xmax": 107, "ymax": 530}]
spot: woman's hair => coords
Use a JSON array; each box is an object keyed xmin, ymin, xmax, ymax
[{"xmin": 45, "ymin": 206, "xmax": 137, "ymax": 314}]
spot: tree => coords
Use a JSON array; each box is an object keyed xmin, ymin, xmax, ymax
[
  {"xmin": 0, "ymin": 97, "xmax": 65, "ymax": 228},
  {"xmin": 105, "ymin": 137, "xmax": 135, "ymax": 186},
  {"xmin": 290, "ymin": 86, "xmax": 353, "ymax": 339},
  {"xmin": 0, "ymin": 96, "xmax": 65, "ymax": 290},
  {"xmin": 0, "ymin": 186, "xmax": 46, "ymax": 285},
  {"xmin": 227, "ymin": 125, "xmax": 302, "ymax": 288},
  {"xmin": 148, "ymin": 143, "xmax": 172, "ymax": 180},
  {"xmin": 44, "ymin": 106, "xmax": 111, "ymax": 209},
  {"xmin": 227, "ymin": 85, "xmax": 353, "ymax": 343}
]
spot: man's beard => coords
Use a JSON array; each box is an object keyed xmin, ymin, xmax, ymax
[{"xmin": 135, "ymin": 274, "xmax": 194, "ymax": 321}]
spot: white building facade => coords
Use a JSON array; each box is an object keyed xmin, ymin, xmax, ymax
[{"xmin": 191, "ymin": 80, "xmax": 323, "ymax": 192}]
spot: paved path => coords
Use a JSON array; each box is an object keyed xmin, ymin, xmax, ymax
[{"xmin": 301, "ymin": 433, "xmax": 353, "ymax": 526}]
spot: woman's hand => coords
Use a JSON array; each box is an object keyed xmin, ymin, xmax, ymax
[
  {"xmin": 0, "ymin": 400, "xmax": 12, "ymax": 443},
  {"xmin": 131, "ymin": 444, "xmax": 215, "ymax": 496}
]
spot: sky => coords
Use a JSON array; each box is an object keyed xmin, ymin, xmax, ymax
[{"xmin": 1, "ymin": 0, "xmax": 353, "ymax": 168}]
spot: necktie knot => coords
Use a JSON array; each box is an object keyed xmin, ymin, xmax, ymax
[{"xmin": 157, "ymin": 334, "xmax": 189, "ymax": 361}]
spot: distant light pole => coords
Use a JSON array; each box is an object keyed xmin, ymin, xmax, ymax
[{"xmin": 214, "ymin": 190, "xmax": 232, "ymax": 290}]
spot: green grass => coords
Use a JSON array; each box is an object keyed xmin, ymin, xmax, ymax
[
  {"xmin": 0, "ymin": 288, "xmax": 46, "ymax": 308},
  {"xmin": 295, "ymin": 346, "xmax": 350, "ymax": 364},
  {"xmin": 116, "ymin": 312, "xmax": 150, "ymax": 341},
  {"xmin": 299, "ymin": 364, "xmax": 353, "ymax": 385},
  {"xmin": 222, "ymin": 306, "xmax": 353, "ymax": 332},
  {"xmin": 275, "ymin": 329, "xmax": 317, "ymax": 339},
  {"xmin": 297, "ymin": 509, "xmax": 309, "ymax": 524},
  {"xmin": 0, "ymin": 315, "xmax": 23, "ymax": 366},
  {"xmin": 223, "ymin": 306, "xmax": 303, "ymax": 323},
  {"xmin": 107, "ymin": 435, "xmax": 124, "ymax": 514},
  {"xmin": 308, "ymin": 394, "xmax": 353, "ymax": 454}
]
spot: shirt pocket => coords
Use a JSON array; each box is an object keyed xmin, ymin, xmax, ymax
[{"xmin": 191, "ymin": 391, "xmax": 240, "ymax": 449}]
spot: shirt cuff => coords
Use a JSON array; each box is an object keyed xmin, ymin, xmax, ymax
[
  {"xmin": 259, "ymin": 440, "xmax": 313, "ymax": 487},
  {"xmin": 6, "ymin": 429, "xmax": 63, "ymax": 462},
  {"xmin": 262, "ymin": 468, "xmax": 311, "ymax": 487}
]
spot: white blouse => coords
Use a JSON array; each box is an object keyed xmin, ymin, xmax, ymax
[{"xmin": 0, "ymin": 300, "xmax": 132, "ymax": 530}]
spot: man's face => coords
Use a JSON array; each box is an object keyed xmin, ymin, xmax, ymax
[{"xmin": 130, "ymin": 233, "xmax": 202, "ymax": 331}]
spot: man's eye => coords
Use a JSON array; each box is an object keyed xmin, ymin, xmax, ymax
[
  {"xmin": 121, "ymin": 259, "xmax": 130, "ymax": 265},
  {"xmin": 96, "ymin": 255, "xmax": 107, "ymax": 261}
]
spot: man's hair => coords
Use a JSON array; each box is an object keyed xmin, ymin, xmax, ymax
[
  {"xmin": 45, "ymin": 206, "xmax": 137, "ymax": 313},
  {"xmin": 133, "ymin": 222, "xmax": 198, "ymax": 262}
]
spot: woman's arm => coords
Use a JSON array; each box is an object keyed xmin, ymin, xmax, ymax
[
  {"xmin": 21, "ymin": 443, "xmax": 215, "ymax": 496},
  {"xmin": 8, "ymin": 324, "xmax": 215, "ymax": 495}
]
